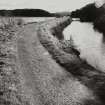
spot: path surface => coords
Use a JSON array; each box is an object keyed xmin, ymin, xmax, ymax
[{"xmin": 16, "ymin": 18, "xmax": 93, "ymax": 105}]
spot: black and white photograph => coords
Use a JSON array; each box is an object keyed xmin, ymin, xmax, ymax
[{"xmin": 0, "ymin": 0, "xmax": 105, "ymax": 105}]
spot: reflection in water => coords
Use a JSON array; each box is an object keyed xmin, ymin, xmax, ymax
[{"xmin": 63, "ymin": 21, "xmax": 105, "ymax": 72}]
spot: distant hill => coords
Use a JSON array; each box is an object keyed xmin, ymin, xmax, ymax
[
  {"xmin": 0, "ymin": 9, "xmax": 53, "ymax": 17},
  {"xmin": 52, "ymin": 11, "xmax": 71, "ymax": 17}
]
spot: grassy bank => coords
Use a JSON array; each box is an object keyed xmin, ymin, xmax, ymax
[{"xmin": 38, "ymin": 16, "xmax": 105, "ymax": 104}]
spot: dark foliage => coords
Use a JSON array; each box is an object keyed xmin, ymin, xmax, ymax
[
  {"xmin": 71, "ymin": 3, "xmax": 105, "ymax": 22},
  {"xmin": 0, "ymin": 9, "xmax": 52, "ymax": 17},
  {"xmin": 94, "ymin": 15, "xmax": 105, "ymax": 35}
]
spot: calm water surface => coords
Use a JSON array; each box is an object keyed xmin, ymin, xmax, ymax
[{"xmin": 63, "ymin": 21, "xmax": 105, "ymax": 72}]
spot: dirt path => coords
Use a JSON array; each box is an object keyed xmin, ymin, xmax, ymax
[{"xmin": 16, "ymin": 18, "xmax": 93, "ymax": 105}]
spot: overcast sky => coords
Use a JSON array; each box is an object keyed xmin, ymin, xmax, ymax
[{"xmin": 0, "ymin": 0, "xmax": 94, "ymax": 12}]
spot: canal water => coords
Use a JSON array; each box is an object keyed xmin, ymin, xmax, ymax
[{"xmin": 63, "ymin": 21, "xmax": 105, "ymax": 72}]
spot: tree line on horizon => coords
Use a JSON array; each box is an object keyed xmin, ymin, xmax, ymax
[{"xmin": 0, "ymin": 9, "xmax": 53, "ymax": 17}]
